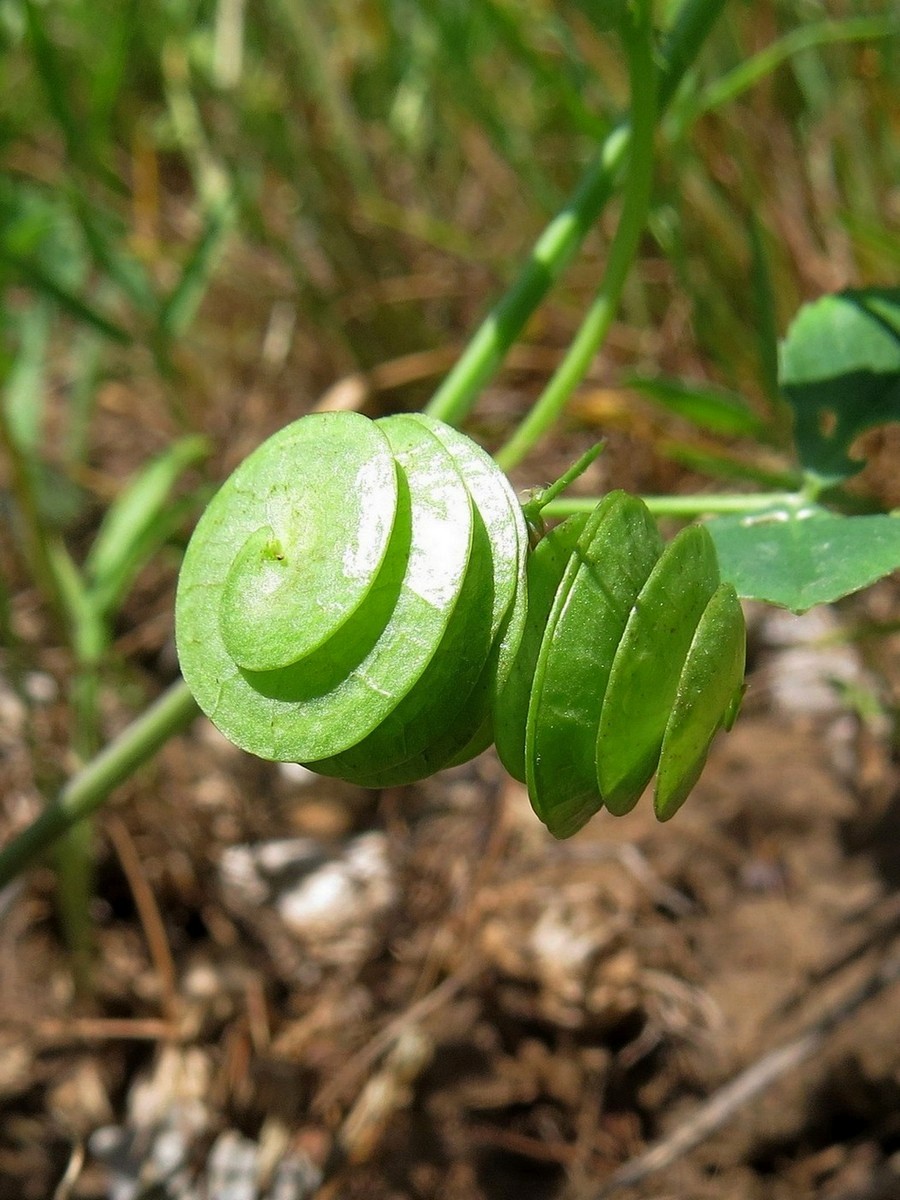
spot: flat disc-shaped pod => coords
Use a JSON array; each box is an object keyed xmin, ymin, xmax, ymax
[
  {"xmin": 340, "ymin": 511, "xmax": 506, "ymax": 788},
  {"xmin": 526, "ymin": 493, "xmax": 663, "ymax": 839},
  {"xmin": 493, "ymin": 513, "xmax": 588, "ymax": 783},
  {"xmin": 175, "ymin": 411, "xmax": 400, "ymax": 754},
  {"xmin": 217, "ymin": 412, "xmax": 399, "ymax": 671},
  {"xmin": 178, "ymin": 413, "xmax": 473, "ymax": 762},
  {"xmin": 305, "ymin": 413, "xmax": 483, "ymax": 775},
  {"xmin": 313, "ymin": 496, "xmax": 493, "ymax": 783},
  {"xmin": 654, "ymin": 582, "xmax": 745, "ymax": 821},
  {"xmin": 410, "ymin": 413, "xmax": 529, "ymax": 691},
  {"xmin": 351, "ymin": 413, "xmax": 530, "ymax": 784},
  {"xmin": 596, "ymin": 525, "xmax": 719, "ymax": 815}
]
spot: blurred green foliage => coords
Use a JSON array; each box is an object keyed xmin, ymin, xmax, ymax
[{"xmin": 1, "ymin": 0, "xmax": 896, "ymax": 437}]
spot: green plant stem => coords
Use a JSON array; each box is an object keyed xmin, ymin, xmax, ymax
[
  {"xmin": 522, "ymin": 441, "xmax": 606, "ymax": 523},
  {"xmin": 542, "ymin": 490, "xmax": 809, "ymax": 521},
  {"xmin": 0, "ymin": 680, "xmax": 199, "ymax": 890},
  {"xmin": 424, "ymin": 0, "xmax": 728, "ymax": 429},
  {"xmin": 53, "ymin": 662, "xmax": 102, "ymax": 991},
  {"xmin": 494, "ymin": 1, "xmax": 656, "ymax": 473}
]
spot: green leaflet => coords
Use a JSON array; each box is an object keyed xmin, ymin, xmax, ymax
[
  {"xmin": 527, "ymin": 492, "xmax": 663, "ymax": 837},
  {"xmin": 655, "ymin": 582, "xmax": 746, "ymax": 821},
  {"xmin": 596, "ymin": 524, "xmax": 719, "ymax": 816},
  {"xmin": 493, "ymin": 512, "xmax": 588, "ymax": 783}
]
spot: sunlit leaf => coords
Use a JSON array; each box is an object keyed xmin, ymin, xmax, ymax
[{"xmin": 706, "ymin": 506, "xmax": 900, "ymax": 612}]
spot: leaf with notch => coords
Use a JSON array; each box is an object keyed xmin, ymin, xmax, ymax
[{"xmin": 780, "ymin": 288, "xmax": 900, "ymax": 484}]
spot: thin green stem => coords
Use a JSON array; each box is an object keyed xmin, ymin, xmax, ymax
[
  {"xmin": 43, "ymin": 538, "xmax": 112, "ymax": 985},
  {"xmin": 0, "ymin": 680, "xmax": 199, "ymax": 890},
  {"xmin": 542, "ymin": 490, "xmax": 809, "ymax": 521},
  {"xmin": 53, "ymin": 661, "xmax": 102, "ymax": 991},
  {"xmin": 494, "ymin": 1, "xmax": 656, "ymax": 473},
  {"xmin": 424, "ymin": 124, "xmax": 628, "ymax": 428},
  {"xmin": 522, "ymin": 440, "xmax": 606, "ymax": 523},
  {"xmin": 424, "ymin": 0, "xmax": 728, "ymax": 429}
]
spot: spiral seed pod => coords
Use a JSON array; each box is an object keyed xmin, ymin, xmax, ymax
[
  {"xmin": 175, "ymin": 410, "xmax": 529, "ymax": 784},
  {"xmin": 176, "ymin": 412, "xmax": 745, "ymax": 836}
]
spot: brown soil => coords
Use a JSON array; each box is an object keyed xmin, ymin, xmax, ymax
[{"xmin": 2, "ymin": 562, "xmax": 900, "ymax": 1200}]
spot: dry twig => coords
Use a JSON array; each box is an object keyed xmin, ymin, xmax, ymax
[
  {"xmin": 590, "ymin": 953, "xmax": 900, "ymax": 1197},
  {"xmin": 107, "ymin": 815, "xmax": 180, "ymax": 1025}
]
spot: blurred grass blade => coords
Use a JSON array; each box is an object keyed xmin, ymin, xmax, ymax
[
  {"xmin": 480, "ymin": 0, "xmax": 606, "ymax": 139},
  {"xmin": 84, "ymin": 435, "xmax": 209, "ymax": 617},
  {"xmin": 69, "ymin": 190, "xmax": 158, "ymax": 316},
  {"xmin": 626, "ymin": 375, "xmax": 768, "ymax": 439},
  {"xmin": 747, "ymin": 216, "xmax": 781, "ymax": 406},
  {"xmin": 91, "ymin": 493, "xmax": 205, "ymax": 619},
  {"xmin": 22, "ymin": 0, "xmax": 125, "ymax": 193},
  {"xmin": 65, "ymin": 331, "xmax": 103, "ymax": 467},
  {"xmin": 5, "ymin": 248, "xmax": 132, "ymax": 344},
  {"xmin": 662, "ymin": 442, "xmax": 802, "ymax": 489},
  {"xmin": 270, "ymin": 0, "xmax": 374, "ymax": 193},
  {"xmin": 214, "ymin": 0, "xmax": 247, "ymax": 89},
  {"xmin": 693, "ymin": 16, "xmax": 898, "ymax": 118},
  {"xmin": 841, "ymin": 213, "xmax": 900, "ymax": 271},
  {"xmin": 3, "ymin": 306, "xmax": 89, "ymax": 534},
  {"xmin": 158, "ymin": 195, "xmax": 236, "ymax": 341},
  {"xmin": 22, "ymin": 0, "xmax": 85, "ymax": 169},
  {"xmin": 4, "ymin": 304, "xmax": 50, "ymax": 453},
  {"xmin": 425, "ymin": 6, "xmax": 559, "ymax": 210},
  {"xmin": 48, "ymin": 537, "xmax": 104, "ymax": 662},
  {"xmin": 85, "ymin": 0, "xmax": 136, "ymax": 144}
]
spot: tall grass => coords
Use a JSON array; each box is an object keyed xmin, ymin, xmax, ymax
[{"xmin": 4, "ymin": 1, "xmax": 895, "ymax": 429}]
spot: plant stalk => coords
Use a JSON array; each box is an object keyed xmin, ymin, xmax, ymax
[
  {"xmin": 424, "ymin": 0, "xmax": 728, "ymax": 429},
  {"xmin": 542, "ymin": 490, "xmax": 810, "ymax": 520},
  {"xmin": 494, "ymin": 0, "xmax": 657, "ymax": 472},
  {"xmin": 0, "ymin": 680, "xmax": 199, "ymax": 890}
]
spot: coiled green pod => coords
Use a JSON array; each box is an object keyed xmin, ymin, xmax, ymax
[{"xmin": 175, "ymin": 412, "xmax": 745, "ymax": 837}]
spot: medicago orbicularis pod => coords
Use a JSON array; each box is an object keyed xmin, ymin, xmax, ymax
[{"xmin": 175, "ymin": 411, "xmax": 745, "ymax": 837}]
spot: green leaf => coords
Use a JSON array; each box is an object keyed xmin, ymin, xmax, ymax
[
  {"xmin": 706, "ymin": 507, "xmax": 900, "ymax": 613},
  {"xmin": 780, "ymin": 288, "xmax": 900, "ymax": 483},
  {"xmin": 493, "ymin": 513, "xmax": 588, "ymax": 785}
]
